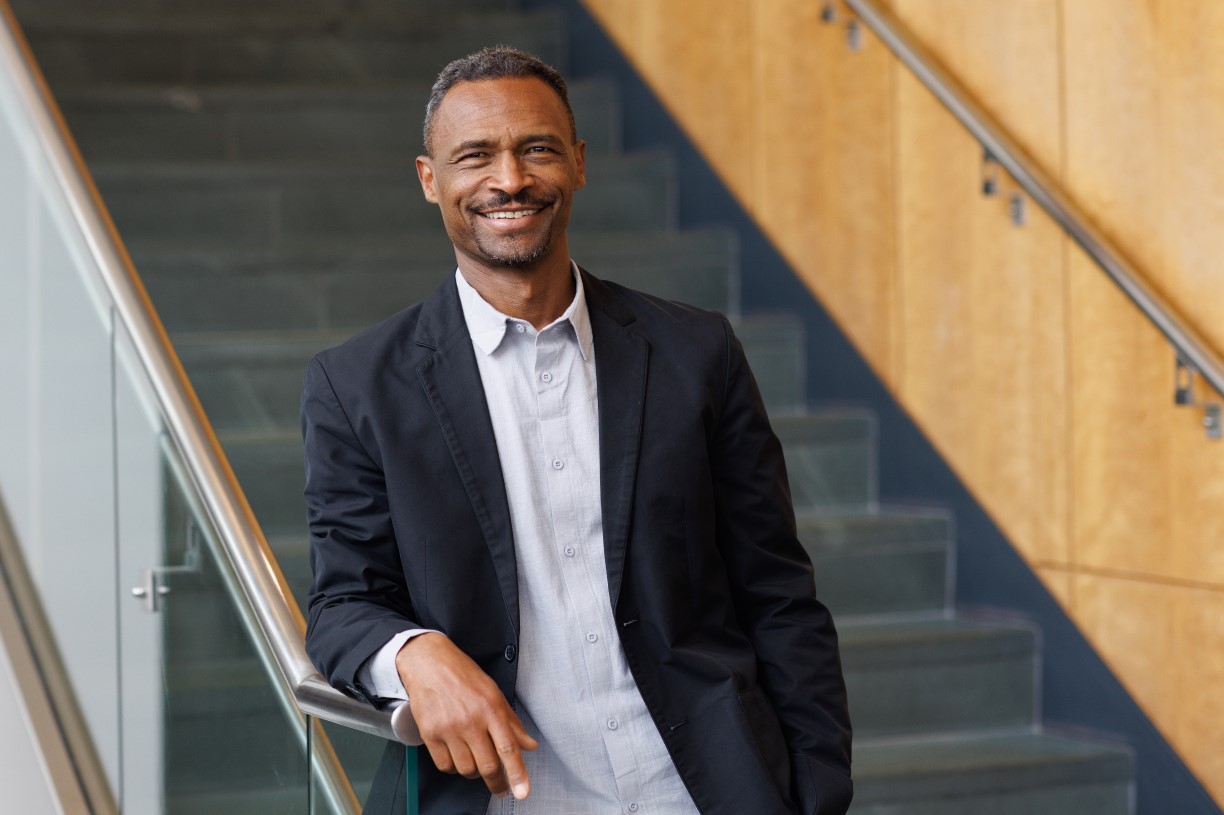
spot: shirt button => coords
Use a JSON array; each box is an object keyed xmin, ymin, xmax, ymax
[
  {"xmin": 503, "ymin": 644, "xmax": 517, "ymax": 662},
  {"xmin": 586, "ymin": 632, "xmax": 598, "ymax": 643},
  {"xmin": 607, "ymin": 718, "xmax": 618, "ymax": 730},
  {"xmin": 563, "ymin": 545, "xmax": 576, "ymax": 557},
  {"xmin": 552, "ymin": 458, "xmax": 564, "ymax": 470},
  {"xmin": 629, "ymin": 804, "xmax": 639, "ymax": 813},
  {"xmin": 514, "ymin": 323, "xmax": 526, "ymax": 333},
  {"xmin": 540, "ymin": 371, "xmax": 553, "ymax": 383}
]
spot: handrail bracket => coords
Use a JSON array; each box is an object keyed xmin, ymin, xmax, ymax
[{"xmin": 1175, "ymin": 356, "xmax": 1222, "ymax": 440}]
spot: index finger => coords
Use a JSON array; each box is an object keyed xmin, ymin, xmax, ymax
[{"xmin": 489, "ymin": 720, "xmax": 533, "ymax": 800}]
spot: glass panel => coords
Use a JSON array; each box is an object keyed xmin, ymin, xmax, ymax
[
  {"xmin": 308, "ymin": 720, "xmax": 419, "ymax": 815},
  {"xmin": 0, "ymin": 53, "xmax": 121, "ymax": 801},
  {"xmin": 114, "ymin": 322, "xmax": 311, "ymax": 813},
  {"xmin": 158, "ymin": 462, "xmax": 310, "ymax": 813},
  {"xmin": 0, "ymin": 26, "xmax": 342, "ymax": 811},
  {"xmin": 317, "ymin": 719, "xmax": 390, "ymax": 812},
  {"xmin": 406, "ymin": 746, "xmax": 419, "ymax": 815}
]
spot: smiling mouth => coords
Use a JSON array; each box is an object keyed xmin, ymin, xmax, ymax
[{"xmin": 480, "ymin": 209, "xmax": 542, "ymax": 220}]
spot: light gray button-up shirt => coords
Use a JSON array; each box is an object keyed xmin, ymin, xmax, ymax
[{"xmin": 360, "ymin": 267, "xmax": 701, "ymax": 815}]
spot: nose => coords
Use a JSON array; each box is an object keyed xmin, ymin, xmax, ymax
[{"xmin": 489, "ymin": 152, "xmax": 530, "ymax": 195}]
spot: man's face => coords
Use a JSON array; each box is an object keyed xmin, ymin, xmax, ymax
[{"xmin": 416, "ymin": 77, "xmax": 586, "ymax": 273}]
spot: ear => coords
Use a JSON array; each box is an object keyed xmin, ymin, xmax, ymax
[
  {"xmin": 416, "ymin": 156, "xmax": 439, "ymax": 204},
  {"xmin": 573, "ymin": 140, "xmax": 587, "ymax": 191}
]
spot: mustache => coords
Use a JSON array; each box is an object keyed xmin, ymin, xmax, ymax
[{"xmin": 471, "ymin": 191, "xmax": 554, "ymax": 213}]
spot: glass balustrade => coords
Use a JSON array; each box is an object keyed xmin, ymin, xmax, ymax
[
  {"xmin": 0, "ymin": 8, "xmax": 413, "ymax": 811},
  {"xmin": 0, "ymin": 71, "xmax": 314, "ymax": 810}
]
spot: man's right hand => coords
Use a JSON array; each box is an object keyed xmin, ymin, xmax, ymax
[{"xmin": 396, "ymin": 632, "xmax": 537, "ymax": 800}]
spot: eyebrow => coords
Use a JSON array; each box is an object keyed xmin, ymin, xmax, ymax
[{"xmin": 450, "ymin": 133, "xmax": 567, "ymax": 158}]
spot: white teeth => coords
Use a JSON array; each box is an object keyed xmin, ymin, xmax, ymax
[{"xmin": 483, "ymin": 209, "xmax": 540, "ymax": 220}]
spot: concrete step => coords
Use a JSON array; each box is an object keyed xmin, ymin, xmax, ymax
[
  {"xmin": 178, "ymin": 331, "xmax": 343, "ymax": 435},
  {"xmin": 852, "ymin": 730, "xmax": 1133, "ymax": 815},
  {"xmin": 133, "ymin": 228, "xmax": 736, "ymax": 335},
  {"xmin": 23, "ymin": 9, "xmax": 564, "ymax": 86},
  {"xmin": 772, "ymin": 411, "xmax": 874, "ymax": 511},
  {"xmin": 59, "ymin": 78, "xmax": 621, "ymax": 160},
  {"xmin": 840, "ymin": 618, "xmax": 1037, "ymax": 738},
  {"xmin": 736, "ymin": 313, "xmax": 804, "ymax": 414},
  {"xmin": 799, "ymin": 510, "xmax": 953, "ymax": 618},
  {"xmin": 93, "ymin": 152, "xmax": 675, "ymax": 242}
]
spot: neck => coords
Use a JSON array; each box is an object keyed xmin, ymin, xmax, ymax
[{"xmin": 457, "ymin": 255, "xmax": 576, "ymax": 330}]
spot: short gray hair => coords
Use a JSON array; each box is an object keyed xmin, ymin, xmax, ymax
[{"xmin": 423, "ymin": 46, "xmax": 577, "ymax": 155}]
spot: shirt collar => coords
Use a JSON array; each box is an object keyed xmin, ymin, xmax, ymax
[{"xmin": 454, "ymin": 262, "xmax": 593, "ymax": 361}]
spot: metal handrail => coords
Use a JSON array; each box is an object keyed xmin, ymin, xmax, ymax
[
  {"xmin": 844, "ymin": 0, "xmax": 1224, "ymax": 404},
  {"xmin": 0, "ymin": 0, "xmax": 420, "ymax": 806}
]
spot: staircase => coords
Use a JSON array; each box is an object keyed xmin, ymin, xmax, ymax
[{"xmin": 12, "ymin": 0, "xmax": 1135, "ymax": 812}]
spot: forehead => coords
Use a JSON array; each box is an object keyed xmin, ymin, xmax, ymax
[{"xmin": 431, "ymin": 77, "xmax": 571, "ymax": 148}]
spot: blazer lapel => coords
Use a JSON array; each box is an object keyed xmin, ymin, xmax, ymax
[
  {"xmin": 584, "ymin": 271, "xmax": 649, "ymax": 612},
  {"xmin": 413, "ymin": 279, "xmax": 519, "ymax": 635}
]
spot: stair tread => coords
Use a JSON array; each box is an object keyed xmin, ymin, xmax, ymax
[
  {"xmin": 798, "ymin": 508, "xmax": 951, "ymax": 550},
  {"xmin": 772, "ymin": 411, "xmax": 873, "ymax": 443},
  {"xmin": 839, "ymin": 618, "xmax": 1035, "ymax": 663},
  {"xmin": 854, "ymin": 730, "xmax": 1133, "ymax": 794}
]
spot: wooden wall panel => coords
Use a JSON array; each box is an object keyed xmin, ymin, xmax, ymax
[
  {"xmin": 1063, "ymin": 0, "xmax": 1224, "ymax": 585},
  {"xmin": 1076, "ymin": 574, "xmax": 1181, "ymax": 719},
  {"xmin": 1077, "ymin": 575, "xmax": 1224, "ymax": 802},
  {"xmin": 1178, "ymin": 588, "xmax": 1224, "ymax": 800},
  {"xmin": 582, "ymin": 0, "xmax": 756, "ymax": 202},
  {"xmin": 1068, "ymin": 249, "xmax": 1174, "ymax": 578},
  {"xmin": 892, "ymin": 0, "xmax": 1069, "ymax": 566},
  {"xmin": 1160, "ymin": 1, "xmax": 1224, "ymax": 354},
  {"xmin": 893, "ymin": 0, "xmax": 1063, "ymax": 173},
  {"xmin": 1036, "ymin": 565, "xmax": 1074, "ymax": 611},
  {"xmin": 750, "ymin": 1, "xmax": 898, "ymax": 383}
]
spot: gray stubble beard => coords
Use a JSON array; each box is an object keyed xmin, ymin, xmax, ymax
[{"xmin": 472, "ymin": 223, "xmax": 554, "ymax": 268}]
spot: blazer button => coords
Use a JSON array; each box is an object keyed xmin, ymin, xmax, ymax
[{"xmin": 504, "ymin": 644, "xmax": 517, "ymax": 662}]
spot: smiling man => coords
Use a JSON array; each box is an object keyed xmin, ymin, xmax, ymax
[{"xmin": 302, "ymin": 47, "xmax": 852, "ymax": 815}]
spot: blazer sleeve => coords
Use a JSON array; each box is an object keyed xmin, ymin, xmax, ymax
[
  {"xmin": 301, "ymin": 355, "xmax": 420, "ymax": 704},
  {"xmin": 709, "ymin": 317, "xmax": 854, "ymax": 814}
]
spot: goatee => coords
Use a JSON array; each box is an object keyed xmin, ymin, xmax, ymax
[{"xmin": 474, "ymin": 230, "xmax": 553, "ymax": 267}]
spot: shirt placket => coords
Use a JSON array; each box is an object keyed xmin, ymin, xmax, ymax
[{"xmin": 535, "ymin": 326, "xmax": 647, "ymax": 815}]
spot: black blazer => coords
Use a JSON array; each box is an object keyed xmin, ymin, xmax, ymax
[{"xmin": 302, "ymin": 270, "xmax": 852, "ymax": 814}]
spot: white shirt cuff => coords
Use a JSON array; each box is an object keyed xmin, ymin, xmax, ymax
[{"xmin": 355, "ymin": 629, "xmax": 440, "ymax": 701}]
